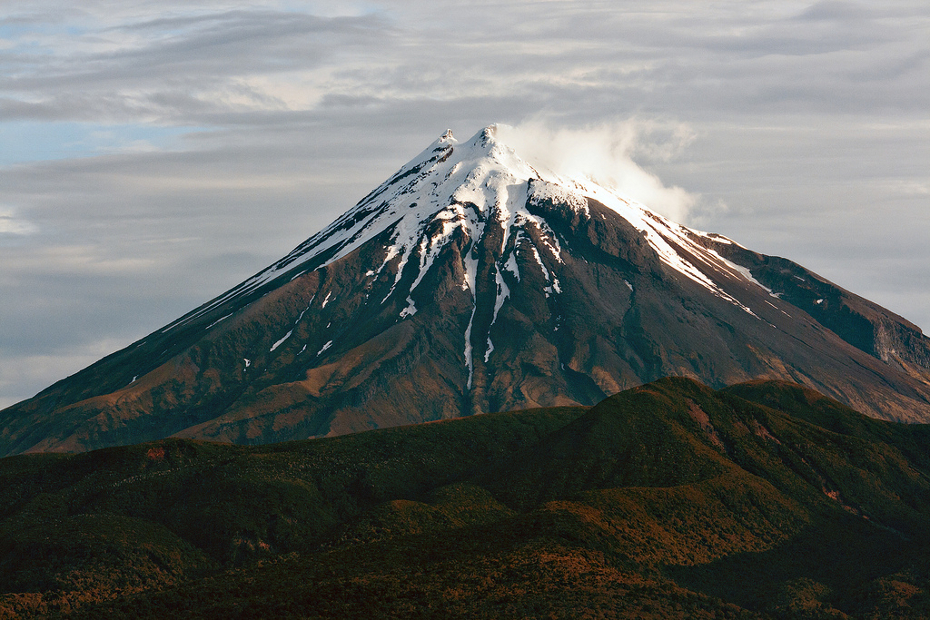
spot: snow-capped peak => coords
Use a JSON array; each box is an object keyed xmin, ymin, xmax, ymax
[{"xmin": 171, "ymin": 125, "xmax": 763, "ymax": 331}]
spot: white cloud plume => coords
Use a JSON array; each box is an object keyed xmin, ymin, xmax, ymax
[{"xmin": 496, "ymin": 118, "xmax": 700, "ymax": 224}]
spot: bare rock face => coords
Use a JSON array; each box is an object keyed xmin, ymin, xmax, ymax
[{"xmin": 2, "ymin": 125, "xmax": 930, "ymax": 455}]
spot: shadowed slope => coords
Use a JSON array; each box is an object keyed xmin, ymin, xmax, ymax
[{"xmin": 4, "ymin": 378, "xmax": 930, "ymax": 618}]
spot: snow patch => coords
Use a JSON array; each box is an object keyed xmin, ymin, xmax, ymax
[
  {"xmin": 400, "ymin": 296, "xmax": 417, "ymax": 318},
  {"xmin": 528, "ymin": 245, "xmax": 560, "ymax": 298},
  {"xmin": 503, "ymin": 248, "xmax": 521, "ymax": 281},
  {"xmin": 463, "ymin": 246, "xmax": 478, "ymax": 293},
  {"xmin": 491, "ymin": 267, "xmax": 511, "ymax": 326},
  {"xmin": 529, "ymin": 181, "xmax": 589, "ymax": 216},
  {"xmin": 207, "ymin": 313, "xmax": 232, "ymax": 329},
  {"xmin": 710, "ymin": 252, "xmax": 775, "ymax": 297},
  {"xmin": 464, "ymin": 306, "xmax": 476, "ymax": 389},
  {"xmin": 270, "ymin": 330, "xmax": 293, "ymax": 352}
]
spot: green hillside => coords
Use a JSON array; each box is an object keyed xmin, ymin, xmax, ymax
[{"xmin": 4, "ymin": 378, "xmax": 930, "ymax": 618}]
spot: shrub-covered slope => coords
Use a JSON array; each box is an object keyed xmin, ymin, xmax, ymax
[{"xmin": 4, "ymin": 378, "xmax": 930, "ymax": 618}]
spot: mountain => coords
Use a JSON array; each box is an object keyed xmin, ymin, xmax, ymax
[
  {"xmin": 2, "ymin": 125, "xmax": 930, "ymax": 456},
  {"xmin": 5, "ymin": 378, "xmax": 930, "ymax": 618}
]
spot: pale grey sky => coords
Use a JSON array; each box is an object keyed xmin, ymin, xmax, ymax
[{"xmin": 1, "ymin": 1, "xmax": 928, "ymax": 408}]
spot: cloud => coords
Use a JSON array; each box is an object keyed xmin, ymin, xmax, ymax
[
  {"xmin": 796, "ymin": 1, "xmax": 870, "ymax": 22},
  {"xmin": 0, "ymin": 7, "xmax": 393, "ymax": 123},
  {"xmin": 497, "ymin": 118, "xmax": 703, "ymax": 224},
  {"xmin": 0, "ymin": 207, "xmax": 36, "ymax": 236}
]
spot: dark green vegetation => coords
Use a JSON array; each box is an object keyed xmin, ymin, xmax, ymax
[{"xmin": 4, "ymin": 377, "xmax": 930, "ymax": 618}]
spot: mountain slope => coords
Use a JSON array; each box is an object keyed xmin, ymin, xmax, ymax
[
  {"xmin": 2, "ymin": 125, "xmax": 930, "ymax": 455},
  {"xmin": 4, "ymin": 378, "xmax": 930, "ymax": 618}
]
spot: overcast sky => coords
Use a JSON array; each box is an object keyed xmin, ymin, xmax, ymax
[{"xmin": 1, "ymin": 0, "xmax": 928, "ymax": 409}]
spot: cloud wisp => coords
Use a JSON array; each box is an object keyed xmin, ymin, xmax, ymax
[
  {"xmin": 0, "ymin": 207, "xmax": 37, "ymax": 236},
  {"xmin": 497, "ymin": 118, "xmax": 704, "ymax": 224}
]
